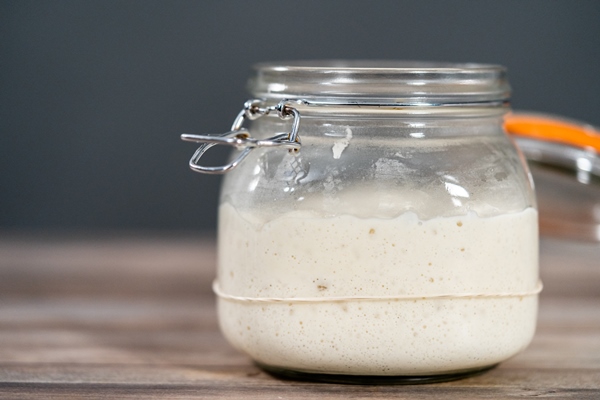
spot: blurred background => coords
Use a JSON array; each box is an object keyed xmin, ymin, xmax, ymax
[{"xmin": 2, "ymin": 0, "xmax": 600, "ymax": 233}]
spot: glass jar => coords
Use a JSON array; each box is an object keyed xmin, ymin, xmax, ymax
[{"xmin": 184, "ymin": 61, "xmax": 540, "ymax": 383}]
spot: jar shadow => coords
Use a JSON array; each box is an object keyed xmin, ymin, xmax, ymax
[{"xmin": 256, "ymin": 362, "xmax": 498, "ymax": 385}]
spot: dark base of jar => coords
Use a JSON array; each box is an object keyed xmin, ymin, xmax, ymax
[{"xmin": 257, "ymin": 362, "xmax": 498, "ymax": 385}]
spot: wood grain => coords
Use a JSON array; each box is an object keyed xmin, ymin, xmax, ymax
[{"xmin": 0, "ymin": 234, "xmax": 599, "ymax": 398}]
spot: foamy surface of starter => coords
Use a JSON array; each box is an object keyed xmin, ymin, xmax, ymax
[{"xmin": 217, "ymin": 202, "xmax": 539, "ymax": 375}]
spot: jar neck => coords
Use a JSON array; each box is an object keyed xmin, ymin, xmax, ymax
[
  {"xmin": 257, "ymin": 98, "xmax": 510, "ymax": 119},
  {"xmin": 249, "ymin": 61, "xmax": 511, "ymax": 108}
]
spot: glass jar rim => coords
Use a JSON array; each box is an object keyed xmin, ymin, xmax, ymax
[{"xmin": 249, "ymin": 60, "xmax": 510, "ymax": 105}]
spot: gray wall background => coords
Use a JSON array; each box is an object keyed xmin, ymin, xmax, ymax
[{"xmin": 2, "ymin": 0, "xmax": 600, "ymax": 232}]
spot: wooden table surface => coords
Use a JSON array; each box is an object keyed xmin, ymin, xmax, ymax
[{"xmin": 0, "ymin": 233, "xmax": 599, "ymax": 399}]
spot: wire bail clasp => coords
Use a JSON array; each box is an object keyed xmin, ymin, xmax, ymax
[{"xmin": 181, "ymin": 99, "xmax": 303, "ymax": 174}]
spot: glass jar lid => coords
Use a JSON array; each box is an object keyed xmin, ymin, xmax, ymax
[
  {"xmin": 249, "ymin": 60, "xmax": 511, "ymax": 105},
  {"xmin": 505, "ymin": 112, "xmax": 600, "ymax": 242}
]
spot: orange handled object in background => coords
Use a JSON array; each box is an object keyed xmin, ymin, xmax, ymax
[
  {"xmin": 505, "ymin": 112, "xmax": 600, "ymax": 242},
  {"xmin": 504, "ymin": 113, "xmax": 600, "ymax": 153}
]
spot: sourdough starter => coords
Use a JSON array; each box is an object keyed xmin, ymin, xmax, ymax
[{"xmin": 217, "ymin": 202, "xmax": 538, "ymax": 375}]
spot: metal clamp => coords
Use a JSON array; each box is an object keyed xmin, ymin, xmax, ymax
[{"xmin": 181, "ymin": 99, "xmax": 302, "ymax": 174}]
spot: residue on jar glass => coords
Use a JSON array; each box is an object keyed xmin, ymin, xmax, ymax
[{"xmin": 332, "ymin": 127, "xmax": 353, "ymax": 159}]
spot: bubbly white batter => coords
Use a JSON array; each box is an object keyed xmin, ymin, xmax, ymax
[{"xmin": 217, "ymin": 202, "xmax": 539, "ymax": 375}]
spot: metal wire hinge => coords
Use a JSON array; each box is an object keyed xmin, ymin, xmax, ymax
[{"xmin": 181, "ymin": 99, "xmax": 303, "ymax": 174}]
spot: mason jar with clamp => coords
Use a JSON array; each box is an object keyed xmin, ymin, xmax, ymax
[{"xmin": 182, "ymin": 61, "xmax": 541, "ymax": 384}]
